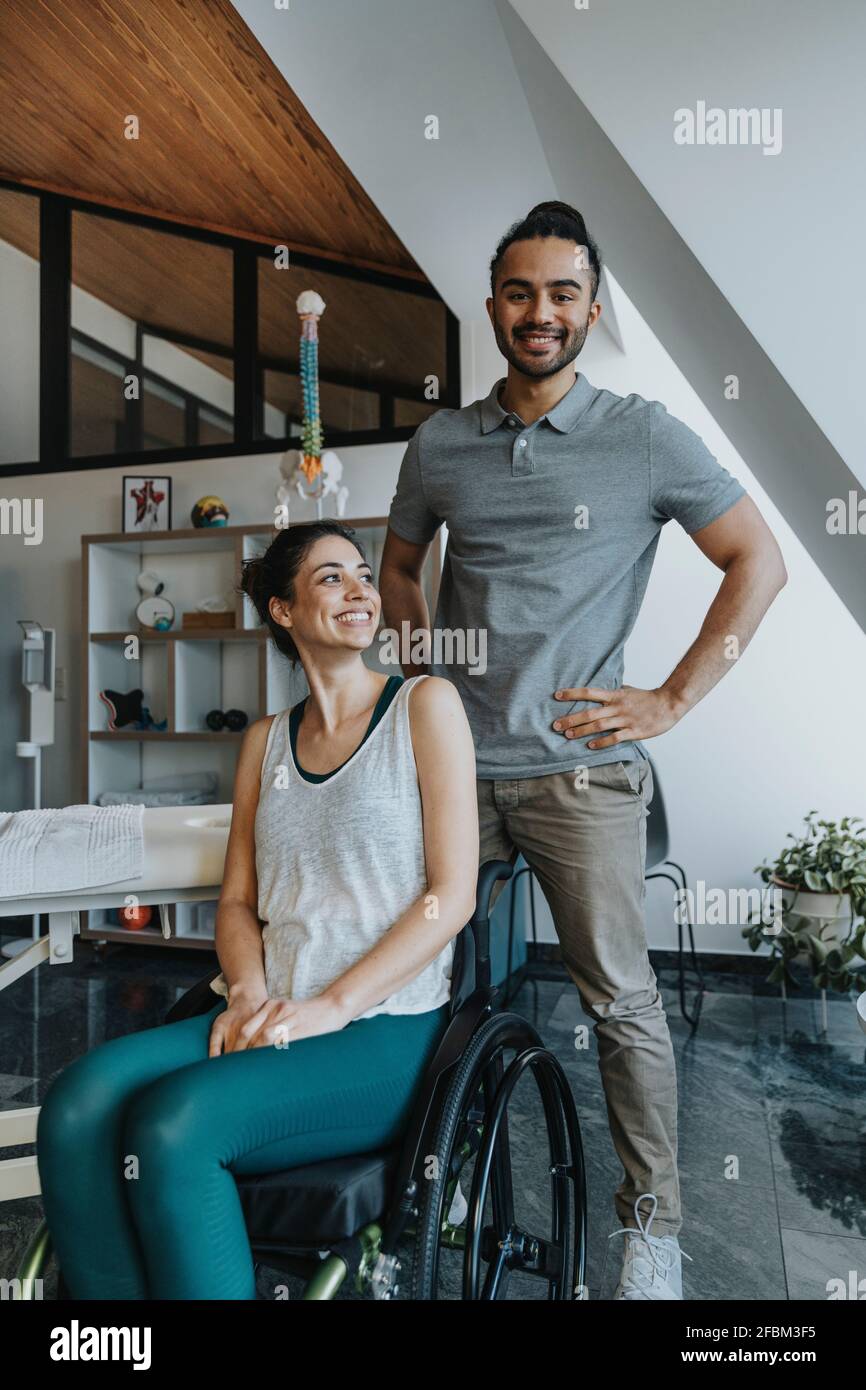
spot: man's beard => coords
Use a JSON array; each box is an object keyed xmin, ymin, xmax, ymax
[{"xmin": 492, "ymin": 314, "xmax": 589, "ymax": 379}]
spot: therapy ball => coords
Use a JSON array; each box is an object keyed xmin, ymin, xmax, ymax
[
  {"xmin": 117, "ymin": 905, "xmax": 152, "ymax": 931},
  {"xmin": 191, "ymin": 495, "xmax": 230, "ymax": 528}
]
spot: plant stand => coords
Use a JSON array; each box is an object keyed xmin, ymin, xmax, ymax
[
  {"xmin": 779, "ymin": 964, "xmax": 829, "ymax": 1032},
  {"xmin": 775, "ymin": 881, "xmax": 855, "ymax": 1032}
]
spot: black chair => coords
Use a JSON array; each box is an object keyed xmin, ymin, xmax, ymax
[
  {"xmin": 19, "ymin": 861, "xmax": 589, "ymax": 1302},
  {"xmin": 642, "ymin": 756, "xmax": 706, "ymax": 1029}
]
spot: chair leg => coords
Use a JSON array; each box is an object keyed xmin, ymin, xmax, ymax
[
  {"xmin": 665, "ymin": 860, "xmax": 706, "ymax": 1031},
  {"xmin": 645, "ymin": 867, "xmax": 705, "ymax": 1031}
]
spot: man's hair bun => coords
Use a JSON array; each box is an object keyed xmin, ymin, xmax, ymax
[{"xmin": 490, "ymin": 201, "xmax": 602, "ymax": 298}]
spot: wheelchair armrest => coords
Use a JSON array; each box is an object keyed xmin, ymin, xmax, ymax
[
  {"xmin": 472, "ymin": 859, "xmax": 514, "ymax": 926},
  {"xmin": 462, "ymin": 859, "xmax": 514, "ymax": 995},
  {"xmin": 164, "ymin": 968, "xmax": 223, "ymax": 1024}
]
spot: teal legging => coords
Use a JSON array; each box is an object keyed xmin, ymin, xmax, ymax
[{"xmin": 36, "ymin": 998, "xmax": 450, "ymax": 1300}]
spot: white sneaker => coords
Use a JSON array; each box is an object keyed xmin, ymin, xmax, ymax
[
  {"xmin": 608, "ymin": 1193, "xmax": 692, "ymax": 1300},
  {"xmin": 446, "ymin": 1180, "xmax": 468, "ymax": 1225}
]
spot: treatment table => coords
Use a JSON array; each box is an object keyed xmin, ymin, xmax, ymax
[{"xmin": 0, "ymin": 805, "xmax": 231, "ymax": 1202}]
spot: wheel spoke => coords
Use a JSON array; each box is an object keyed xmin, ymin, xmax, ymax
[
  {"xmin": 479, "ymin": 1242, "xmax": 510, "ymax": 1300},
  {"xmin": 483, "ymin": 1058, "xmax": 516, "ymax": 1234}
]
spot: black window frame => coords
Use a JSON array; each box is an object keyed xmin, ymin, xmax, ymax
[
  {"xmin": 0, "ymin": 178, "xmax": 460, "ymax": 479},
  {"xmin": 69, "ymin": 327, "xmax": 235, "ymax": 454}
]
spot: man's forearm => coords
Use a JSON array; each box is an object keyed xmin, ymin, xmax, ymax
[
  {"xmin": 660, "ymin": 553, "xmax": 786, "ymax": 717},
  {"xmin": 379, "ymin": 564, "xmax": 432, "ymax": 677}
]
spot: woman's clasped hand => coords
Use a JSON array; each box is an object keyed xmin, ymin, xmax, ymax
[{"xmin": 208, "ymin": 990, "xmax": 354, "ymax": 1056}]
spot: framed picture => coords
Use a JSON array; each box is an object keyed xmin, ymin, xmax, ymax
[{"xmin": 123, "ymin": 476, "xmax": 172, "ymax": 532}]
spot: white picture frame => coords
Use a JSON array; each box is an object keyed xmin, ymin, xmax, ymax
[{"xmin": 123, "ymin": 475, "xmax": 172, "ymax": 532}]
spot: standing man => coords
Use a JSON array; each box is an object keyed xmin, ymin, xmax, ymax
[{"xmin": 379, "ymin": 201, "xmax": 786, "ymax": 1300}]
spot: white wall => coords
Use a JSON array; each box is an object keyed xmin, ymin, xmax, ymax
[{"xmin": 508, "ymin": 0, "xmax": 866, "ymax": 485}]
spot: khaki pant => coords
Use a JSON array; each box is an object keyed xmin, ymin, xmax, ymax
[{"xmin": 477, "ymin": 759, "xmax": 681, "ymax": 1236}]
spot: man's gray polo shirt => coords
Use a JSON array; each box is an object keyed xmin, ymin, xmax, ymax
[{"xmin": 387, "ymin": 371, "xmax": 746, "ymax": 780}]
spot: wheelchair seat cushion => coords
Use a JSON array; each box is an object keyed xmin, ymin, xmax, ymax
[{"xmin": 237, "ymin": 1146, "xmax": 401, "ymax": 1249}]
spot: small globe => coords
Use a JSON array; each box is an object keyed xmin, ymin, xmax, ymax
[{"xmin": 191, "ymin": 495, "xmax": 230, "ymax": 528}]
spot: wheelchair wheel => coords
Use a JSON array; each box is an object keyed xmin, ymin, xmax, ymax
[{"xmin": 411, "ymin": 1010, "xmax": 587, "ymax": 1300}]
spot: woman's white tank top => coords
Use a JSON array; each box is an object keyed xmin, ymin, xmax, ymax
[{"xmin": 210, "ymin": 674, "xmax": 453, "ymax": 1020}]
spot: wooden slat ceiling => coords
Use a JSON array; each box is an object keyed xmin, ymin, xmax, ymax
[{"xmin": 0, "ymin": 0, "xmax": 423, "ymax": 280}]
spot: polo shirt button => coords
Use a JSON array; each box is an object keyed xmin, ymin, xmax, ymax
[{"xmin": 518, "ymin": 438, "xmax": 527, "ymax": 447}]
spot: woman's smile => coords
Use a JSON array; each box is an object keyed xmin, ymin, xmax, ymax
[{"xmin": 333, "ymin": 609, "xmax": 374, "ymax": 626}]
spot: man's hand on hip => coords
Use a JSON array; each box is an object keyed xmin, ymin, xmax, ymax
[{"xmin": 551, "ymin": 685, "xmax": 685, "ymax": 749}]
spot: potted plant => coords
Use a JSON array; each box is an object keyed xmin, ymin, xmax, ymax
[{"xmin": 743, "ymin": 812, "xmax": 866, "ymax": 995}]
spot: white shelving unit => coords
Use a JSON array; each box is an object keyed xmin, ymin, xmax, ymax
[{"xmin": 81, "ymin": 519, "xmax": 441, "ymax": 950}]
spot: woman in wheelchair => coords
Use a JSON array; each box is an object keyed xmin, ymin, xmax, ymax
[{"xmin": 36, "ymin": 519, "xmax": 479, "ymax": 1300}]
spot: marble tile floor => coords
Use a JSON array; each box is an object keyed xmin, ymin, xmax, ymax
[{"xmin": 1, "ymin": 941, "xmax": 863, "ymax": 1301}]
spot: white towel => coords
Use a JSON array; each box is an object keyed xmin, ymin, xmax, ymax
[{"xmin": 0, "ymin": 803, "xmax": 144, "ymax": 897}]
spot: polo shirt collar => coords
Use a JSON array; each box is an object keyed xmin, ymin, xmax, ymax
[{"xmin": 479, "ymin": 372, "xmax": 595, "ymax": 434}]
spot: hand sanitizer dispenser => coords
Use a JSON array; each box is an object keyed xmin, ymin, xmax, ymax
[
  {"xmin": 17, "ymin": 620, "xmax": 56, "ymax": 758},
  {"xmin": 4, "ymin": 623, "xmax": 56, "ymax": 959}
]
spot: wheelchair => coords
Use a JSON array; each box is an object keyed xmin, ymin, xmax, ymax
[{"xmin": 17, "ymin": 860, "xmax": 588, "ymax": 1301}]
